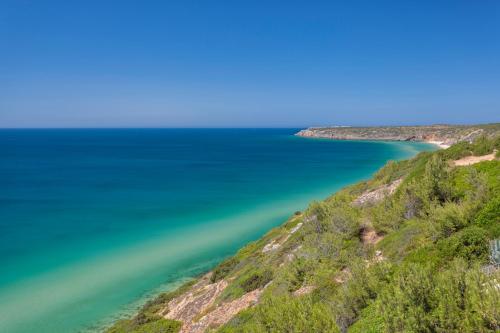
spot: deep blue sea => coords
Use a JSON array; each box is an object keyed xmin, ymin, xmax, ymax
[{"xmin": 0, "ymin": 129, "xmax": 434, "ymax": 332}]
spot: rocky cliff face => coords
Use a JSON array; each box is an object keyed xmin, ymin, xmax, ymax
[{"xmin": 296, "ymin": 124, "xmax": 500, "ymax": 145}]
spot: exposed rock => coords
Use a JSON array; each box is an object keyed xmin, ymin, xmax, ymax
[
  {"xmin": 262, "ymin": 223, "xmax": 303, "ymax": 253},
  {"xmin": 293, "ymin": 285, "xmax": 315, "ymax": 296},
  {"xmin": 334, "ymin": 267, "xmax": 351, "ymax": 284},
  {"xmin": 284, "ymin": 245, "xmax": 302, "ymax": 263},
  {"xmin": 360, "ymin": 227, "xmax": 384, "ymax": 245},
  {"xmin": 162, "ymin": 274, "xmax": 228, "ymax": 324},
  {"xmin": 262, "ymin": 239, "xmax": 281, "ymax": 253},
  {"xmin": 353, "ymin": 179, "xmax": 402, "ymax": 207},
  {"xmin": 373, "ymin": 250, "xmax": 385, "ymax": 263},
  {"xmin": 184, "ymin": 288, "xmax": 264, "ymax": 333},
  {"xmin": 289, "ymin": 222, "xmax": 303, "ymax": 234}
]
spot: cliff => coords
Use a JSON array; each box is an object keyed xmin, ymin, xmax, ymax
[{"xmin": 296, "ymin": 123, "xmax": 500, "ymax": 146}]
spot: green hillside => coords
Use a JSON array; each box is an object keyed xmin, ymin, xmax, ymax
[{"xmin": 108, "ymin": 135, "xmax": 499, "ymax": 333}]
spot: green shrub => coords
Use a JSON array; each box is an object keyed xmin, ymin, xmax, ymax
[
  {"xmin": 371, "ymin": 198, "xmax": 405, "ymax": 233},
  {"xmin": 240, "ymin": 269, "xmax": 273, "ymax": 292},
  {"xmin": 430, "ymin": 202, "xmax": 469, "ymax": 238},
  {"xmin": 437, "ymin": 226, "xmax": 490, "ymax": 263},
  {"xmin": 475, "ymin": 196, "xmax": 500, "ymax": 232},
  {"xmin": 471, "ymin": 135, "xmax": 495, "ymax": 155},
  {"xmin": 331, "ymin": 262, "xmax": 391, "ymax": 331},
  {"xmin": 107, "ymin": 318, "xmax": 181, "ymax": 333},
  {"xmin": 218, "ymin": 295, "xmax": 338, "ymax": 333},
  {"xmin": 376, "ymin": 260, "xmax": 499, "ymax": 332},
  {"xmin": 132, "ymin": 319, "xmax": 181, "ymax": 333},
  {"xmin": 455, "ymin": 226, "xmax": 490, "ymax": 262},
  {"xmin": 439, "ymin": 141, "xmax": 472, "ymax": 160},
  {"xmin": 347, "ymin": 303, "xmax": 384, "ymax": 333},
  {"xmin": 211, "ymin": 257, "xmax": 240, "ymax": 283}
]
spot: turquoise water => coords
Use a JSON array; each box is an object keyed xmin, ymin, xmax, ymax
[{"xmin": 0, "ymin": 129, "xmax": 434, "ymax": 332}]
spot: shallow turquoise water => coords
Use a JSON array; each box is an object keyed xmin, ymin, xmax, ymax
[{"xmin": 0, "ymin": 129, "xmax": 434, "ymax": 332}]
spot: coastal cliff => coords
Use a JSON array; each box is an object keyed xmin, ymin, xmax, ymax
[
  {"xmin": 107, "ymin": 128, "xmax": 499, "ymax": 333},
  {"xmin": 296, "ymin": 124, "xmax": 500, "ymax": 147}
]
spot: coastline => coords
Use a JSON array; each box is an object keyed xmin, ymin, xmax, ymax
[
  {"xmin": 425, "ymin": 140, "xmax": 451, "ymax": 149},
  {"xmin": 294, "ymin": 124, "xmax": 499, "ymax": 148},
  {"xmin": 1, "ymin": 130, "xmax": 436, "ymax": 333},
  {"xmin": 103, "ymin": 138, "xmax": 435, "ymax": 333},
  {"xmin": 105, "ymin": 126, "xmax": 499, "ymax": 332},
  {"xmin": 105, "ymin": 130, "xmax": 500, "ymax": 333}
]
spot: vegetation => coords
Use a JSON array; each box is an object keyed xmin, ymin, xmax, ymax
[
  {"xmin": 107, "ymin": 134, "xmax": 499, "ymax": 333},
  {"xmin": 297, "ymin": 123, "xmax": 500, "ymax": 145}
]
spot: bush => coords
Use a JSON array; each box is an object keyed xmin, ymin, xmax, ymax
[
  {"xmin": 211, "ymin": 257, "xmax": 240, "ymax": 283},
  {"xmin": 371, "ymin": 198, "xmax": 405, "ymax": 234},
  {"xmin": 437, "ymin": 226, "xmax": 490, "ymax": 263},
  {"xmin": 133, "ymin": 319, "xmax": 181, "ymax": 333},
  {"xmin": 471, "ymin": 135, "xmax": 494, "ymax": 155},
  {"xmin": 430, "ymin": 202, "xmax": 469, "ymax": 239},
  {"xmin": 439, "ymin": 141, "xmax": 472, "ymax": 160},
  {"xmin": 240, "ymin": 269, "xmax": 273, "ymax": 292},
  {"xmin": 455, "ymin": 226, "xmax": 489, "ymax": 262},
  {"xmin": 219, "ymin": 295, "xmax": 338, "ymax": 333},
  {"xmin": 331, "ymin": 262, "xmax": 391, "ymax": 331},
  {"xmin": 107, "ymin": 318, "xmax": 181, "ymax": 333},
  {"xmin": 474, "ymin": 196, "xmax": 500, "ymax": 234},
  {"xmin": 376, "ymin": 260, "xmax": 499, "ymax": 332}
]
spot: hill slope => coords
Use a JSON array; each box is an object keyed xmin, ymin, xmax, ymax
[{"xmin": 107, "ymin": 132, "xmax": 500, "ymax": 333}]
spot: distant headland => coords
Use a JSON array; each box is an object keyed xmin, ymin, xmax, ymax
[{"xmin": 296, "ymin": 123, "xmax": 500, "ymax": 148}]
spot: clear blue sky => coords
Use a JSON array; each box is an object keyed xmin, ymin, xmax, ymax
[{"xmin": 1, "ymin": 0, "xmax": 499, "ymax": 128}]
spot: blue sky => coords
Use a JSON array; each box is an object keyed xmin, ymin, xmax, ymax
[{"xmin": 1, "ymin": 0, "xmax": 499, "ymax": 127}]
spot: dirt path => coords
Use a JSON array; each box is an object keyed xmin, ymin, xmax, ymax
[{"xmin": 453, "ymin": 152, "xmax": 496, "ymax": 166}]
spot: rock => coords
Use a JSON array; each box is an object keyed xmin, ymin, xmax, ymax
[
  {"xmin": 353, "ymin": 179, "xmax": 402, "ymax": 207},
  {"xmin": 184, "ymin": 288, "xmax": 264, "ymax": 333},
  {"xmin": 162, "ymin": 275, "xmax": 228, "ymax": 324},
  {"xmin": 293, "ymin": 285, "xmax": 315, "ymax": 296},
  {"xmin": 262, "ymin": 223, "xmax": 303, "ymax": 253}
]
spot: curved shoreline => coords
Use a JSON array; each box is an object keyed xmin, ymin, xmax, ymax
[
  {"xmin": 102, "ymin": 140, "xmax": 434, "ymax": 333},
  {"xmin": 295, "ymin": 124, "xmax": 500, "ymax": 144}
]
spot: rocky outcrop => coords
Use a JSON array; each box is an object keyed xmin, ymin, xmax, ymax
[
  {"xmin": 360, "ymin": 227, "xmax": 384, "ymax": 245},
  {"xmin": 184, "ymin": 288, "xmax": 264, "ymax": 333},
  {"xmin": 296, "ymin": 124, "xmax": 500, "ymax": 146},
  {"xmin": 161, "ymin": 273, "xmax": 267, "ymax": 332},
  {"xmin": 162, "ymin": 273, "xmax": 228, "ymax": 324},
  {"xmin": 293, "ymin": 285, "xmax": 315, "ymax": 296},
  {"xmin": 353, "ymin": 179, "xmax": 402, "ymax": 207},
  {"xmin": 262, "ymin": 222, "xmax": 303, "ymax": 253}
]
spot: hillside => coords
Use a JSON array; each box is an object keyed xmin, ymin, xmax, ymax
[
  {"xmin": 296, "ymin": 124, "xmax": 500, "ymax": 147},
  {"xmin": 107, "ymin": 133, "xmax": 500, "ymax": 333}
]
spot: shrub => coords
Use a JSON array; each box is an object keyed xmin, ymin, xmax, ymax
[
  {"xmin": 219, "ymin": 295, "xmax": 338, "ymax": 333},
  {"xmin": 371, "ymin": 198, "xmax": 405, "ymax": 234},
  {"xmin": 471, "ymin": 135, "xmax": 494, "ymax": 155},
  {"xmin": 437, "ymin": 226, "xmax": 490, "ymax": 263},
  {"xmin": 430, "ymin": 202, "xmax": 469, "ymax": 239},
  {"xmin": 240, "ymin": 269, "xmax": 273, "ymax": 292},
  {"xmin": 331, "ymin": 262, "xmax": 390, "ymax": 331},
  {"xmin": 211, "ymin": 257, "xmax": 239, "ymax": 283},
  {"xmin": 474, "ymin": 196, "xmax": 500, "ymax": 234},
  {"xmin": 376, "ymin": 260, "xmax": 499, "ymax": 332},
  {"xmin": 133, "ymin": 319, "xmax": 181, "ymax": 333},
  {"xmin": 455, "ymin": 226, "xmax": 489, "ymax": 262},
  {"xmin": 107, "ymin": 318, "xmax": 181, "ymax": 333}
]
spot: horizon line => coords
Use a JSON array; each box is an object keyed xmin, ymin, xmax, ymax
[{"xmin": 0, "ymin": 122, "xmax": 499, "ymax": 130}]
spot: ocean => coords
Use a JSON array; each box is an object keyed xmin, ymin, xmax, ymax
[{"xmin": 0, "ymin": 129, "xmax": 434, "ymax": 332}]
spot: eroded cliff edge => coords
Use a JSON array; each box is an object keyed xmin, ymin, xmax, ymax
[{"xmin": 295, "ymin": 123, "xmax": 500, "ymax": 147}]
